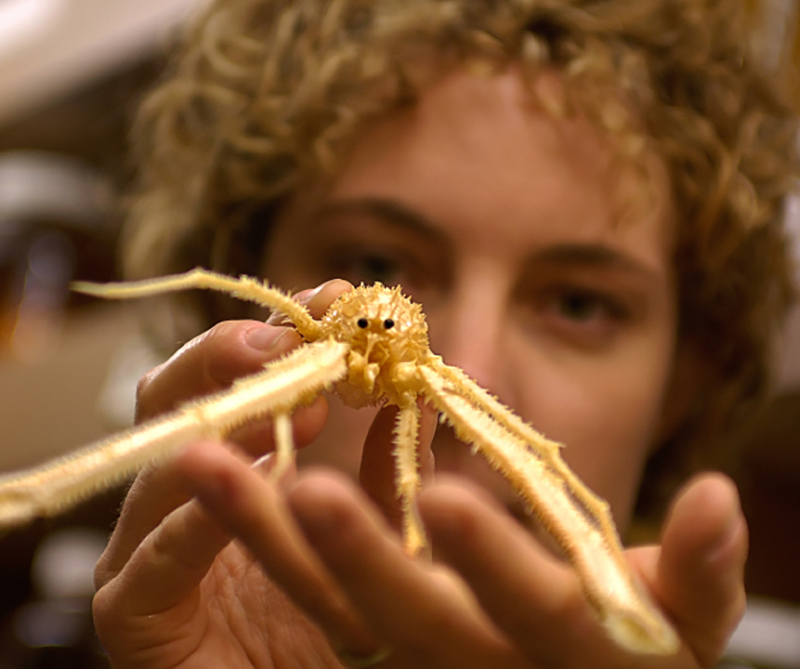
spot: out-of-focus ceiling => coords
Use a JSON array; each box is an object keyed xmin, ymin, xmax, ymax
[{"xmin": 0, "ymin": 0, "xmax": 205, "ymax": 126}]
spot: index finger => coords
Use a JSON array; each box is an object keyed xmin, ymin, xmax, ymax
[{"xmin": 135, "ymin": 320, "xmax": 302, "ymax": 421}]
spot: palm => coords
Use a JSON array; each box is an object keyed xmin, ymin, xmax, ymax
[{"xmin": 118, "ymin": 543, "xmax": 336, "ymax": 669}]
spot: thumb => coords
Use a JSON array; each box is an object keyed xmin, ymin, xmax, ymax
[{"xmin": 656, "ymin": 473, "xmax": 748, "ymax": 666}]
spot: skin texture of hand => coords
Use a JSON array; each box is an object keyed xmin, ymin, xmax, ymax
[
  {"xmin": 93, "ymin": 281, "xmax": 747, "ymax": 669},
  {"xmin": 94, "ymin": 280, "xmax": 370, "ymax": 669}
]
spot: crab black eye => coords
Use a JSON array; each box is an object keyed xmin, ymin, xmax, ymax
[
  {"xmin": 383, "ymin": 319, "xmax": 395, "ymax": 329},
  {"xmin": 357, "ymin": 318, "xmax": 369, "ymax": 329}
]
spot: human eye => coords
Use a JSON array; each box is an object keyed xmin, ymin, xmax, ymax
[
  {"xmin": 552, "ymin": 287, "xmax": 627, "ymax": 321},
  {"xmin": 321, "ymin": 244, "xmax": 440, "ymax": 304},
  {"xmin": 330, "ymin": 248, "xmax": 405, "ymax": 286},
  {"xmin": 528, "ymin": 284, "xmax": 632, "ymax": 346},
  {"xmin": 304, "ymin": 214, "xmax": 450, "ymax": 302}
]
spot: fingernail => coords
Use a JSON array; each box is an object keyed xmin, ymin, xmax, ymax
[
  {"xmin": 265, "ymin": 311, "xmax": 292, "ymax": 326},
  {"xmin": 297, "ymin": 280, "xmax": 334, "ymax": 306},
  {"xmin": 251, "ymin": 452, "xmax": 297, "ymax": 484},
  {"xmin": 246, "ymin": 326, "xmax": 288, "ymax": 351},
  {"xmin": 251, "ymin": 452, "xmax": 275, "ymax": 473}
]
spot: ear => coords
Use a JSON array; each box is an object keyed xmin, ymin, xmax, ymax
[{"xmin": 653, "ymin": 339, "xmax": 715, "ymax": 450}]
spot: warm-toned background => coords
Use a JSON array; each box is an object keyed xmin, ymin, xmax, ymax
[{"xmin": 0, "ymin": 1, "xmax": 797, "ymax": 667}]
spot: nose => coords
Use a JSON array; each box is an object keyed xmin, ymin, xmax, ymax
[
  {"xmin": 426, "ymin": 272, "xmax": 509, "ymax": 395},
  {"xmin": 425, "ymin": 268, "xmax": 525, "ymax": 510}
]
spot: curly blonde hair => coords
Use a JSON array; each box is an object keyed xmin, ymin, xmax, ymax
[{"xmin": 123, "ymin": 0, "xmax": 798, "ymax": 515}]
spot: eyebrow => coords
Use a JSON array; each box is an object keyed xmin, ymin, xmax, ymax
[
  {"xmin": 528, "ymin": 244, "xmax": 664, "ymax": 282},
  {"xmin": 311, "ymin": 197, "xmax": 449, "ymax": 244}
]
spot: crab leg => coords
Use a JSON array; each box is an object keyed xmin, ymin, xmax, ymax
[
  {"xmin": 0, "ymin": 339, "xmax": 348, "ymax": 529},
  {"xmin": 417, "ymin": 363, "xmax": 679, "ymax": 656},
  {"xmin": 392, "ymin": 400, "xmax": 427, "ymax": 556},
  {"xmin": 272, "ymin": 412, "xmax": 295, "ymax": 479}
]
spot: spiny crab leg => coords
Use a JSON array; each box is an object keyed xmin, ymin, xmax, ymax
[
  {"xmin": 0, "ymin": 340, "xmax": 348, "ymax": 528},
  {"xmin": 392, "ymin": 400, "xmax": 427, "ymax": 556},
  {"xmin": 417, "ymin": 363, "xmax": 679, "ymax": 655}
]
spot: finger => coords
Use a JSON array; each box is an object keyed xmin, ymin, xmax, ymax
[
  {"xmin": 295, "ymin": 279, "xmax": 355, "ymax": 320},
  {"xmin": 136, "ymin": 319, "xmax": 302, "ymax": 421},
  {"xmin": 179, "ymin": 442, "xmax": 380, "ymax": 657},
  {"xmin": 650, "ymin": 473, "xmax": 747, "ymax": 666},
  {"xmin": 266, "ymin": 279, "xmax": 354, "ymax": 326},
  {"xmin": 289, "ymin": 471, "xmax": 523, "ymax": 666},
  {"xmin": 95, "ymin": 494, "xmax": 230, "ymax": 618},
  {"xmin": 418, "ymin": 476, "xmax": 616, "ymax": 666},
  {"xmin": 134, "ymin": 281, "xmax": 352, "ymax": 450},
  {"xmin": 95, "ymin": 439, "xmax": 247, "ymax": 588},
  {"xmin": 96, "ymin": 394, "xmax": 328, "ymax": 582},
  {"xmin": 93, "ymin": 446, "xmax": 236, "ymax": 654},
  {"xmin": 99, "ymin": 313, "xmax": 333, "ymax": 581},
  {"xmin": 137, "ymin": 278, "xmax": 352, "ymax": 419},
  {"xmin": 359, "ymin": 403, "xmax": 437, "ymax": 534}
]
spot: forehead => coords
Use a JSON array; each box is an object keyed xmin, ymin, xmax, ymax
[{"xmin": 322, "ymin": 66, "xmax": 675, "ymax": 274}]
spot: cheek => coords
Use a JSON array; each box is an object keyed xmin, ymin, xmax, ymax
[{"xmin": 508, "ymin": 339, "xmax": 673, "ymax": 529}]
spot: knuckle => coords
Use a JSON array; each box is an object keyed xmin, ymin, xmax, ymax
[
  {"xmin": 93, "ymin": 555, "xmax": 111, "ymax": 591},
  {"xmin": 92, "ymin": 583, "xmax": 125, "ymax": 652},
  {"xmin": 202, "ymin": 319, "xmax": 245, "ymax": 347},
  {"xmin": 134, "ymin": 362, "xmax": 168, "ymax": 421},
  {"xmin": 91, "ymin": 586, "xmax": 110, "ymax": 625},
  {"xmin": 92, "ymin": 529, "xmax": 128, "ymax": 591}
]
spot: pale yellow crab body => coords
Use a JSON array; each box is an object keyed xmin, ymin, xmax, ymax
[{"xmin": 320, "ymin": 284, "xmax": 431, "ymax": 409}]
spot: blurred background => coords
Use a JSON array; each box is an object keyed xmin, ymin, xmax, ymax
[{"xmin": 0, "ymin": 0, "xmax": 796, "ymax": 667}]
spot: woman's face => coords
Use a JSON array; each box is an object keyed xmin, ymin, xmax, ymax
[{"xmin": 262, "ymin": 67, "xmax": 678, "ymax": 531}]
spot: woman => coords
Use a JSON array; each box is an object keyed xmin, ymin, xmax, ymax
[{"xmin": 93, "ymin": 0, "xmax": 798, "ymax": 666}]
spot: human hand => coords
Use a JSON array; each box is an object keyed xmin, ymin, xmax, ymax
[
  {"xmin": 93, "ymin": 276, "xmax": 747, "ymax": 669},
  {"xmin": 93, "ymin": 279, "xmax": 379, "ymax": 668},
  {"xmin": 158, "ymin": 425, "xmax": 745, "ymax": 669},
  {"xmin": 263, "ymin": 458, "xmax": 744, "ymax": 668}
]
